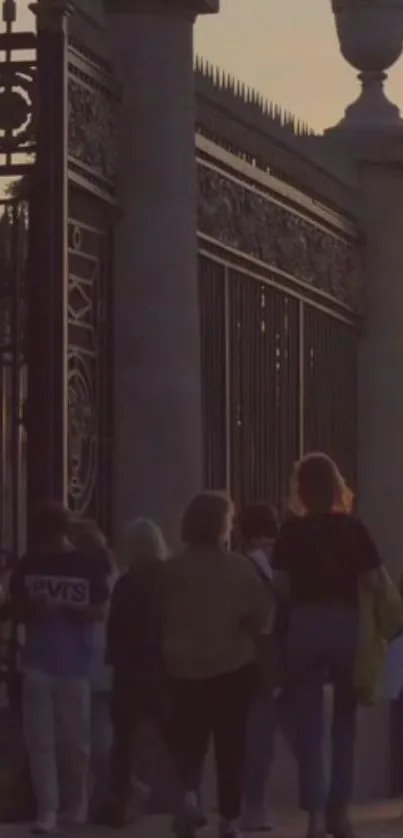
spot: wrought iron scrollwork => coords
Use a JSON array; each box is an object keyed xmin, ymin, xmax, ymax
[
  {"xmin": 67, "ymin": 215, "xmax": 111, "ymax": 526},
  {"xmin": 0, "ymin": 0, "xmax": 36, "ymax": 174},
  {"xmin": 197, "ymin": 163, "xmax": 362, "ymax": 310},
  {"xmin": 68, "ymin": 353, "xmax": 97, "ymax": 514},
  {"xmin": 0, "ymin": 66, "xmax": 36, "ymax": 154},
  {"xmin": 68, "ymin": 70, "xmax": 118, "ymax": 189}
]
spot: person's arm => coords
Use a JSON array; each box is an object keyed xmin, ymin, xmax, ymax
[
  {"xmin": 241, "ymin": 560, "xmax": 272, "ymax": 640},
  {"xmin": 60, "ymin": 565, "xmax": 109, "ymax": 622},
  {"xmin": 8, "ymin": 562, "xmax": 56, "ymax": 621},
  {"xmin": 105, "ymin": 579, "xmax": 123, "ymax": 665}
]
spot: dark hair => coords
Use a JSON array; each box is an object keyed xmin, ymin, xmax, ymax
[
  {"xmin": 293, "ymin": 452, "xmax": 351, "ymax": 516},
  {"xmin": 181, "ymin": 491, "xmax": 233, "ymax": 547},
  {"xmin": 237, "ymin": 503, "xmax": 279, "ymax": 542},
  {"xmin": 32, "ymin": 502, "xmax": 71, "ymax": 544},
  {"xmin": 70, "ymin": 519, "xmax": 113, "ymax": 575}
]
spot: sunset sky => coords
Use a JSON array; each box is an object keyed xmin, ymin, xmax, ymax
[{"xmin": 12, "ymin": 0, "xmax": 403, "ymax": 131}]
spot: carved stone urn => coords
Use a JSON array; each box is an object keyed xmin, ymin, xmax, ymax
[{"xmin": 331, "ymin": 0, "xmax": 403, "ymax": 128}]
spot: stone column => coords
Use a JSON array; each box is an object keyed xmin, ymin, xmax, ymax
[
  {"xmin": 327, "ymin": 0, "xmax": 403, "ymax": 598},
  {"xmin": 355, "ymin": 143, "xmax": 403, "ymax": 799},
  {"xmin": 326, "ymin": 0, "xmax": 403, "ymax": 801},
  {"xmin": 105, "ymin": 0, "xmax": 219, "ymax": 545}
]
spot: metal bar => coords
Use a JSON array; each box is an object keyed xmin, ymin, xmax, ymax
[
  {"xmin": 196, "ymin": 141, "xmax": 360, "ymax": 238},
  {"xmin": 67, "ymin": 169, "xmax": 116, "ymax": 205},
  {"xmin": 0, "ymin": 32, "xmax": 36, "ymax": 50},
  {"xmin": 0, "ymin": 362, "xmax": 5, "ymax": 552},
  {"xmin": 67, "ymin": 44, "xmax": 120, "ymax": 94},
  {"xmin": 298, "ymin": 299, "xmax": 305, "ymax": 459},
  {"xmin": 223, "ymin": 263, "xmax": 231, "ymax": 494},
  {"xmin": 26, "ymin": 1, "xmax": 70, "ymax": 534},
  {"xmin": 197, "ymin": 243, "xmax": 357, "ymax": 324},
  {"xmin": 10, "ymin": 203, "xmax": 20, "ymax": 559}
]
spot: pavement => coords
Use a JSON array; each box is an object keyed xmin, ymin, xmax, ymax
[{"xmin": 1, "ymin": 801, "xmax": 403, "ymax": 838}]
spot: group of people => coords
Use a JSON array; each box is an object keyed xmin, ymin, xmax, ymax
[{"xmin": 1, "ymin": 452, "xmax": 394, "ymax": 838}]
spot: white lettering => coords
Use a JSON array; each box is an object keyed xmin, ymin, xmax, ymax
[{"xmin": 25, "ymin": 575, "xmax": 90, "ymax": 606}]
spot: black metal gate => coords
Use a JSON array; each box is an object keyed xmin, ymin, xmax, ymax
[
  {"xmin": 0, "ymin": 0, "xmax": 117, "ymax": 771},
  {"xmin": 0, "ymin": 0, "xmax": 34, "ymax": 564},
  {"xmin": 197, "ymin": 140, "xmax": 361, "ymax": 510},
  {"xmin": 0, "ymin": 1, "xmax": 34, "ymax": 816},
  {"xmin": 0, "ymin": 0, "xmax": 117, "ymax": 553}
]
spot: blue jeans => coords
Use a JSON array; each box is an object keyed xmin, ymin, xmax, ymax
[
  {"xmin": 90, "ymin": 691, "xmax": 113, "ymax": 808},
  {"xmin": 243, "ymin": 688, "xmax": 295, "ymax": 809},
  {"xmin": 287, "ymin": 605, "xmax": 358, "ymax": 813}
]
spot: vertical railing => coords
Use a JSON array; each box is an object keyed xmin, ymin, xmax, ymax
[
  {"xmin": 26, "ymin": 0, "xmax": 70, "ymax": 539},
  {"xmin": 198, "ymin": 254, "xmax": 227, "ymax": 490},
  {"xmin": 198, "ymin": 254, "xmax": 358, "ymax": 510}
]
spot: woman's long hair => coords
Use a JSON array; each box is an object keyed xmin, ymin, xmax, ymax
[
  {"xmin": 123, "ymin": 518, "xmax": 169, "ymax": 571},
  {"xmin": 288, "ymin": 452, "xmax": 354, "ymax": 517}
]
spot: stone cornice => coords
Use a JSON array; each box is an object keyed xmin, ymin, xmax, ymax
[
  {"xmin": 325, "ymin": 126, "xmax": 403, "ymax": 166},
  {"xmin": 30, "ymin": 0, "xmax": 75, "ymax": 30}
]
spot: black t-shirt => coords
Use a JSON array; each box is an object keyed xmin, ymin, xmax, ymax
[{"xmin": 271, "ymin": 513, "xmax": 381, "ymax": 608}]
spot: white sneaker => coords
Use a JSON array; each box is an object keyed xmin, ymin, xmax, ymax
[{"xmin": 30, "ymin": 812, "xmax": 59, "ymax": 835}]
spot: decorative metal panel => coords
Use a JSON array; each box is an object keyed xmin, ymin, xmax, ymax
[
  {"xmin": 197, "ymin": 143, "xmax": 361, "ymax": 509},
  {"xmin": 198, "ymin": 162, "xmax": 362, "ymax": 310},
  {"xmin": 67, "ymin": 198, "xmax": 113, "ymax": 534}
]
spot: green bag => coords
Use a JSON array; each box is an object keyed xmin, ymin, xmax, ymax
[{"xmin": 355, "ymin": 570, "xmax": 403, "ymax": 706}]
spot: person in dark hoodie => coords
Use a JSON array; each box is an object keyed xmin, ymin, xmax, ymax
[{"xmin": 105, "ymin": 518, "xmax": 169, "ymax": 827}]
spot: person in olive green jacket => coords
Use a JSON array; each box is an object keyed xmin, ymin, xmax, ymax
[{"xmin": 163, "ymin": 491, "xmax": 269, "ymax": 838}]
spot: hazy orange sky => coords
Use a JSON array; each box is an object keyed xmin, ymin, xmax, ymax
[
  {"xmin": 13, "ymin": 0, "xmax": 403, "ymax": 131},
  {"xmin": 196, "ymin": 0, "xmax": 403, "ymax": 131}
]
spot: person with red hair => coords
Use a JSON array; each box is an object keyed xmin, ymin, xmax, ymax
[{"xmin": 272, "ymin": 454, "xmax": 384, "ymax": 838}]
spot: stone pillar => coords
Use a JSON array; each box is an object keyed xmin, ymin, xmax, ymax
[
  {"xmin": 354, "ymin": 141, "xmax": 403, "ymax": 800},
  {"xmin": 326, "ymin": 0, "xmax": 403, "ymax": 802},
  {"xmin": 356, "ymin": 146, "xmax": 403, "ymax": 581},
  {"xmin": 327, "ymin": 0, "xmax": 403, "ymax": 605},
  {"xmin": 105, "ymin": 0, "xmax": 219, "ymax": 545}
]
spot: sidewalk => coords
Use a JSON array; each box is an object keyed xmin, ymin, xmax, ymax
[{"xmin": 1, "ymin": 801, "xmax": 403, "ymax": 838}]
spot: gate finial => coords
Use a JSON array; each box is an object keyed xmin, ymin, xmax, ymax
[{"xmin": 2, "ymin": 0, "xmax": 16, "ymax": 25}]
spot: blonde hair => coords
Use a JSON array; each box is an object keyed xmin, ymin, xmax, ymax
[
  {"xmin": 122, "ymin": 518, "xmax": 169, "ymax": 570},
  {"xmin": 288, "ymin": 452, "xmax": 354, "ymax": 517}
]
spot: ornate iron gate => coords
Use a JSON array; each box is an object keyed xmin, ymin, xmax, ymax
[
  {"xmin": 0, "ymin": 0, "xmax": 117, "ymax": 734},
  {"xmin": 0, "ymin": 1, "xmax": 34, "ymax": 815},
  {"xmin": 0, "ymin": 1, "xmax": 117, "ymax": 551},
  {"xmin": 197, "ymin": 136, "xmax": 361, "ymax": 508},
  {"xmin": 0, "ymin": 1, "xmax": 34, "ymax": 563}
]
